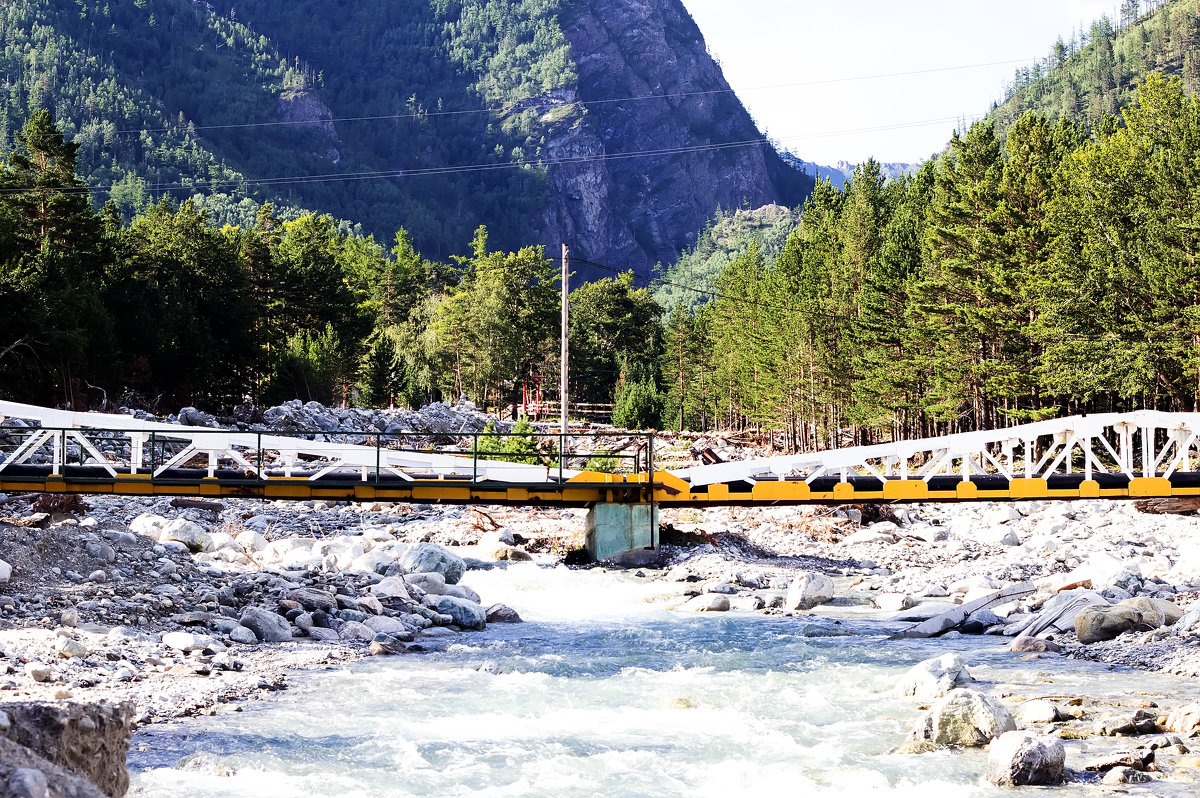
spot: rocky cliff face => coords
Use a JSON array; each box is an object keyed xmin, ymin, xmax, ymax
[{"xmin": 539, "ymin": 0, "xmax": 813, "ymax": 274}]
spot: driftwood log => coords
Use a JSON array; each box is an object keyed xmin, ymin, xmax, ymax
[
  {"xmin": 888, "ymin": 582, "xmax": 1035, "ymax": 640},
  {"xmin": 1133, "ymin": 497, "xmax": 1200, "ymax": 515}
]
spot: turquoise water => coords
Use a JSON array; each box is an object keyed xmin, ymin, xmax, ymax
[{"xmin": 128, "ymin": 566, "xmax": 1195, "ymax": 797}]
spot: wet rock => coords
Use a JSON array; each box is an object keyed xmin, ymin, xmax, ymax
[
  {"xmin": 896, "ymin": 653, "xmax": 973, "ymax": 700},
  {"xmin": 680, "ymin": 594, "xmax": 730, "ymax": 612},
  {"xmin": 784, "ymin": 571, "xmax": 835, "ymax": 611},
  {"xmin": 1083, "ymin": 748, "xmax": 1154, "ymax": 772},
  {"xmin": 1009, "ymin": 636, "xmax": 1061, "ymax": 654},
  {"xmin": 238, "ymin": 607, "xmax": 293, "ymax": 642},
  {"xmin": 485, "ymin": 603, "xmax": 522, "ymax": 623},
  {"xmin": 399, "ymin": 543, "xmax": 465, "ymax": 584},
  {"xmin": 985, "ymin": 731, "xmax": 1065, "ymax": 786},
  {"xmin": 1013, "ymin": 699, "xmax": 1062, "ymax": 725},
  {"xmin": 900, "ymin": 688, "xmax": 1017, "ymax": 751},
  {"xmin": 433, "ymin": 595, "xmax": 486, "ymax": 630},
  {"xmin": 1103, "ymin": 767, "xmax": 1154, "ymax": 784}
]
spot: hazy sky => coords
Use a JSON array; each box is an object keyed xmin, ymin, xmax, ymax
[{"xmin": 681, "ymin": 1, "xmax": 1120, "ymax": 166}]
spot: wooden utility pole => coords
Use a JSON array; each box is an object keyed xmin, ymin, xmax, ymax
[{"xmin": 561, "ymin": 243, "xmax": 569, "ymax": 434}]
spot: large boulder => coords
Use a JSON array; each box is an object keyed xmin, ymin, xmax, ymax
[
  {"xmin": 1119, "ymin": 596, "xmax": 1182, "ymax": 627},
  {"xmin": 239, "ymin": 607, "xmax": 293, "ymax": 642},
  {"xmin": 896, "ymin": 653, "xmax": 973, "ymax": 700},
  {"xmin": 985, "ymin": 731, "xmax": 1066, "ymax": 786},
  {"xmin": 405, "ymin": 572, "xmax": 446, "ymax": 595},
  {"xmin": 433, "ymin": 595, "xmax": 486, "ymax": 630},
  {"xmin": 287, "ymin": 587, "xmax": 338, "ymax": 613},
  {"xmin": 399, "ymin": 543, "xmax": 465, "ymax": 584},
  {"xmin": 900, "ymin": 689, "xmax": 1016, "ymax": 752},
  {"xmin": 129, "ymin": 513, "xmax": 168, "ymax": 538},
  {"xmin": 784, "ymin": 571, "xmax": 835, "ymax": 611},
  {"xmin": 1164, "ymin": 703, "xmax": 1200, "ymax": 735},
  {"xmin": 158, "ymin": 519, "xmax": 210, "ymax": 552},
  {"xmin": 1074, "ymin": 605, "xmax": 1145, "ymax": 644}
]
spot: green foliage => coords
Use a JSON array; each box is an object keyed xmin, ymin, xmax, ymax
[
  {"xmin": 612, "ymin": 367, "xmax": 663, "ymax": 430},
  {"xmin": 0, "ymin": 0, "xmax": 583, "ymax": 258},
  {"xmin": 988, "ymin": 0, "xmax": 1200, "ymax": 139},
  {"xmin": 474, "ymin": 418, "xmax": 542, "ymax": 464}
]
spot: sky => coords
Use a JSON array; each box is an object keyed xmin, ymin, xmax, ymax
[{"xmin": 681, "ymin": 0, "xmax": 1121, "ymax": 166}]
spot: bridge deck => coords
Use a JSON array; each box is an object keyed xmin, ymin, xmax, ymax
[
  {"xmin": 6, "ymin": 402, "xmax": 1200, "ymax": 507},
  {"xmin": 0, "ymin": 465, "xmax": 1196, "ymax": 506}
]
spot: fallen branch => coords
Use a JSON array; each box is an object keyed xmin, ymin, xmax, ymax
[{"xmin": 169, "ymin": 498, "xmax": 224, "ymax": 512}]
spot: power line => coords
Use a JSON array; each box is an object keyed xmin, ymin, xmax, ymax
[{"xmin": 113, "ymin": 57, "xmax": 1036, "ymax": 136}]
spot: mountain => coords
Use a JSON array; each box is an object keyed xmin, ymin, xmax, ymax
[
  {"xmin": 0, "ymin": 0, "xmax": 812, "ymax": 274},
  {"xmin": 651, "ymin": 203, "xmax": 798, "ymax": 311},
  {"xmin": 986, "ymin": 0, "xmax": 1200, "ymax": 139},
  {"xmin": 783, "ymin": 155, "xmax": 921, "ymax": 189}
]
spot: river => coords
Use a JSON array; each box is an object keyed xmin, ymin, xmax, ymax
[{"xmin": 128, "ymin": 564, "xmax": 1196, "ymax": 796}]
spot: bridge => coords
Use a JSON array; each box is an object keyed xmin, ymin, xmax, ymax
[{"xmin": 3, "ymin": 401, "xmax": 1200, "ymax": 557}]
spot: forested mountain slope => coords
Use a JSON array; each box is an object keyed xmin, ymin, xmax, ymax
[
  {"xmin": 0, "ymin": 0, "xmax": 811, "ymax": 271},
  {"xmin": 987, "ymin": 0, "xmax": 1200, "ymax": 138}
]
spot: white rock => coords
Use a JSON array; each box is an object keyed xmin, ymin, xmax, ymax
[
  {"xmin": 159, "ymin": 519, "xmax": 210, "ymax": 552},
  {"xmin": 130, "ymin": 513, "xmax": 169, "ymax": 538},
  {"xmin": 679, "ymin": 594, "xmax": 730, "ymax": 612},
  {"xmin": 0, "ymin": 559, "xmax": 10, "ymax": 583},
  {"xmin": 897, "ymin": 653, "xmax": 974, "ymax": 700},
  {"xmin": 233, "ymin": 530, "xmax": 267, "ymax": 554},
  {"xmin": 162, "ymin": 631, "xmax": 207, "ymax": 652},
  {"xmin": 205, "ymin": 532, "xmax": 239, "ymax": 552},
  {"xmin": 904, "ymin": 688, "xmax": 1017, "ymax": 749},
  {"xmin": 986, "ymin": 731, "xmax": 1065, "ymax": 786},
  {"xmin": 983, "ymin": 505, "xmax": 1022, "ymax": 525},
  {"xmin": 875, "ymin": 593, "xmax": 917, "ymax": 612},
  {"xmin": 784, "ymin": 571, "xmax": 835, "ymax": 611}
]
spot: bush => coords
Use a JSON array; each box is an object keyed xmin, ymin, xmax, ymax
[
  {"xmin": 612, "ymin": 378, "xmax": 663, "ymax": 430},
  {"xmin": 474, "ymin": 418, "xmax": 542, "ymax": 464}
]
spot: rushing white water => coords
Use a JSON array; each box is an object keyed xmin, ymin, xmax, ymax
[{"xmin": 129, "ymin": 565, "xmax": 1195, "ymax": 797}]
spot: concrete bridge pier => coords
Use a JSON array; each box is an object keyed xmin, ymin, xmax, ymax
[{"xmin": 585, "ymin": 503, "xmax": 658, "ymax": 561}]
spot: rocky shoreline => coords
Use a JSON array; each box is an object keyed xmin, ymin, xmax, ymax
[{"xmin": 2, "ymin": 492, "xmax": 1200, "ymax": 792}]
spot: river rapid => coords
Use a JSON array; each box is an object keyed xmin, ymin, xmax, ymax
[{"xmin": 128, "ymin": 564, "xmax": 1196, "ymax": 797}]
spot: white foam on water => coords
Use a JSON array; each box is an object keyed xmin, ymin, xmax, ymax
[{"xmin": 129, "ymin": 565, "xmax": 1200, "ymax": 798}]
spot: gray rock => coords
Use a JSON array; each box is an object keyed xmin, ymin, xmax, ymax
[
  {"xmin": 433, "ymin": 595, "xmax": 486, "ymax": 630},
  {"xmin": 363, "ymin": 615, "xmax": 414, "ymax": 639},
  {"xmin": 287, "ymin": 587, "xmax": 338, "ymax": 613},
  {"xmin": 159, "ymin": 519, "xmax": 210, "ymax": 552},
  {"xmin": 238, "ymin": 607, "xmax": 293, "ymax": 642},
  {"xmin": 901, "ymin": 688, "xmax": 1017, "ymax": 751},
  {"xmin": 24, "ymin": 663, "xmax": 51, "ymax": 682},
  {"xmin": 8, "ymin": 768, "xmax": 49, "ymax": 798},
  {"xmin": 399, "ymin": 543, "xmax": 465, "ymax": 584},
  {"xmin": 784, "ymin": 571, "xmax": 835, "ymax": 611},
  {"xmin": 229, "ymin": 626, "xmax": 258, "ymax": 645},
  {"xmin": 896, "ymin": 653, "xmax": 974, "ymax": 700},
  {"xmin": 339, "ymin": 621, "xmax": 376, "ymax": 642},
  {"xmin": 54, "ymin": 638, "xmax": 87, "ymax": 659},
  {"xmin": 1074, "ymin": 605, "xmax": 1144, "ymax": 644},
  {"xmin": 485, "ymin": 603, "xmax": 522, "ymax": 623},
  {"xmin": 440, "ymin": 584, "xmax": 481, "ymax": 603},
  {"xmin": 985, "ymin": 731, "xmax": 1066, "ymax": 786},
  {"xmin": 307, "ymin": 627, "xmax": 340, "ymax": 642},
  {"xmin": 404, "ymin": 572, "xmax": 446, "ymax": 595}
]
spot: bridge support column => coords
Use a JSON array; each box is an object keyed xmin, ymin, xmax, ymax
[{"xmin": 585, "ymin": 503, "xmax": 658, "ymax": 561}]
